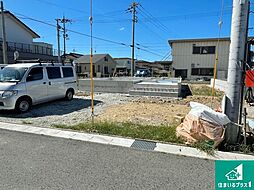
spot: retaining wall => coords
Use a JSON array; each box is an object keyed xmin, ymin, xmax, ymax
[{"xmin": 210, "ymin": 78, "xmax": 227, "ymax": 92}]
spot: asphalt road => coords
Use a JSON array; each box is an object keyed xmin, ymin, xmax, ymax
[{"xmin": 0, "ymin": 129, "xmax": 214, "ymax": 190}]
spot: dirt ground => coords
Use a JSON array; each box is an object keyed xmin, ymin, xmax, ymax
[{"xmin": 96, "ymin": 95, "xmax": 222, "ymax": 126}]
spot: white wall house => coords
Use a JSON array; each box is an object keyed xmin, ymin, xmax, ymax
[
  {"xmin": 169, "ymin": 38, "xmax": 231, "ymax": 80},
  {"xmin": 0, "ymin": 11, "xmax": 40, "ymax": 44},
  {"xmin": 0, "ymin": 11, "xmax": 57, "ymax": 64}
]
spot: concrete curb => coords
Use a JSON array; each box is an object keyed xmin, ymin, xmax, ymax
[{"xmin": 0, "ymin": 121, "xmax": 253, "ymax": 160}]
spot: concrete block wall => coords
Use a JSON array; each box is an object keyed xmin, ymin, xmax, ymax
[
  {"xmin": 78, "ymin": 78, "xmax": 141, "ymax": 93},
  {"xmin": 210, "ymin": 78, "xmax": 227, "ymax": 92}
]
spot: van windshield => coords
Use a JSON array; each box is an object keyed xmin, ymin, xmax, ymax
[{"xmin": 0, "ymin": 67, "xmax": 28, "ymax": 82}]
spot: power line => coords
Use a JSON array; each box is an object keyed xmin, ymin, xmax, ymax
[
  {"xmin": 135, "ymin": 46, "xmax": 164, "ymax": 57},
  {"xmin": 14, "ymin": 11, "xmax": 166, "ymax": 59},
  {"xmin": 13, "ymin": 12, "xmax": 129, "ymax": 46},
  {"xmin": 34, "ymin": 0, "xmax": 87, "ymax": 14},
  {"xmin": 92, "ymin": 8, "xmax": 233, "ymax": 24},
  {"xmin": 138, "ymin": 5, "xmax": 171, "ymax": 35},
  {"xmin": 138, "ymin": 20, "xmax": 167, "ymax": 42}
]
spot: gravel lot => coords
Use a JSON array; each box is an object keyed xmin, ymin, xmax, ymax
[
  {"xmin": 1, "ymin": 88, "xmax": 252, "ymax": 128},
  {"xmin": 0, "ymin": 93, "xmax": 133, "ymax": 127}
]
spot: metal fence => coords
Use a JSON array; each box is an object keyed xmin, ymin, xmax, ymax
[{"xmin": 0, "ymin": 41, "xmax": 63, "ymax": 56}]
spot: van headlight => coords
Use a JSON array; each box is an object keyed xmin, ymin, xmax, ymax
[{"xmin": 2, "ymin": 90, "xmax": 18, "ymax": 98}]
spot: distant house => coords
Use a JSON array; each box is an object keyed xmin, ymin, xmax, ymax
[
  {"xmin": 114, "ymin": 57, "xmax": 132, "ymax": 76},
  {"xmin": 136, "ymin": 60, "xmax": 173, "ymax": 77},
  {"xmin": 63, "ymin": 53, "xmax": 83, "ymax": 63},
  {"xmin": 135, "ymin": 60, "xmax": 151, "ymax": 69},
  {"xmin": 75, "ymin": 54, "xmax": 116, "ymax": 77},
  {"xmin": 114, "ymin": 57, "xmax": 131, "ymax": 69},
  {"xmin": 169, "ymin": 37, "xmax": 231, "ymax": 80},
  {"xmin": 0, "ymin": 11, "xmax": 57, "ymax": 64}
]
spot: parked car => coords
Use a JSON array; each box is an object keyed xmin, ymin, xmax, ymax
[
  {"xmin": 135, "ymin": 68, "xmax": 151, "ymax": 77},
  {"xmin": 0, "ymin": 62, "xmax": 77, "ymax": 113}
]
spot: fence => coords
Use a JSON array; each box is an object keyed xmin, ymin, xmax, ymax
[{"xmin": 0, "ymin": 41, "xmax": 63, "ymax": 56}]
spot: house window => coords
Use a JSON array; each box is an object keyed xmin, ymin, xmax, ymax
[
  {"xmin": 193, "ymin": 46, "xmax": 200, "ymax": 54},
  {"xmin": 97, "ymin": 65, "xmax": 101, "ymax": 72},
  {"xmin": 191, "ymin": 68, "xmax": 214, "ymax": 76},
  {"xmin": 193, "ymin": 46, "xmax": 216, "ymax": 54},
  {"xmin": 191, "ymin": 68, "xmax": 199, "ymax": 75},
  {"xmin": 104, "ymin": 66, "xmax": 109, "ymax": 74},
  {"xmin": 104, "ymin": 57, "xmax": 108, "ymax": 62},
  {"xmin": 76, "ymin": 65, "xmax": 82, "ymax": 73}
]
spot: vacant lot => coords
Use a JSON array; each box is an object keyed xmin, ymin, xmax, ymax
[{"xmin": 0, "ymin": 84, "xmax": 224, "ymax": 127}]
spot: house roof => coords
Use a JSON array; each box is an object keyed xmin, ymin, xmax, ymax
[
  {"xmin": 64, "ymin": 53, "xmax": 83, "ymax": 59},
  {"xmin": 154, "ymin": 61, "xmax": 173, "ymax": 65},
  {"xmin": 1, "ymin": 11, "xmax": 40, "ymax": 38},
  {"xmin": 168, "ymin": 37, "xmax": 254, "ymax": 46},
  {"xmin": 75, "ymin": 54, "xmax": 110, "ymax": 63},
  {"xmin": 114, "ymin": 57, "xmax": 131, "ymax": 60},
  {"xmin": 168, "ymin": 37, "xmax": 230, "ymax": 45}
]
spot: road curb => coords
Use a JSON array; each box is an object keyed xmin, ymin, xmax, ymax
[{"xmin": 0, "ymin": 121, "xmax": 253, "ymax": 160}]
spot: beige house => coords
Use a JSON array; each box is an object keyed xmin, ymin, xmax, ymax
[
  {"xmin": 75, "ymin": 54, "xmax": 116, "ymax": 77},
  {"xmin": 169, "ymin": 37, "xmax": 231, "ymax": 80}
]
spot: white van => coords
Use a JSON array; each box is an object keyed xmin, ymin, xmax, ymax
[{"xmin": 0, "ymin": 62, "xmax": 77, "ymax": 113}]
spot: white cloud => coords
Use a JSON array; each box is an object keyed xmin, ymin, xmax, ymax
[{"xmin": 119, "ymin": 27, "xmax": 125, "ymax": 31}]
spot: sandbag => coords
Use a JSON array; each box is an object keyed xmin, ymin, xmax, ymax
[
  {"xmin": 176, "ymin": 113, "xmax": 225, "ymax": 147},
  {"xmin": 189, "ymin": 102, "xmax": 231, "ymax": 126}
]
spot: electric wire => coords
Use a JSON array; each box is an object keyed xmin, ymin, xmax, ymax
[{"xmin": 13, "ymin": 11, "xmax": 166, "ymax": 60}]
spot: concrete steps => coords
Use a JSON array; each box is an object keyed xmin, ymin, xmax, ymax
[
  {"xmin": 129, "ymin": 90, "xmax": 179, "ymax": 97},
  {"xmin": 129, "ymin": 82, "xmax": 181, "ymax": 97}
]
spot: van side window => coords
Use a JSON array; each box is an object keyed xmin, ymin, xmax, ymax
[
  {"xmin": 46, "ymin": 67, "xmax": 61, "ymax": 79},
  {"xmin": 26, "ymin": 67, "xmax": 43, "ymax": 82},
  {"xmin": 62, "ymin": 67, "xmax": 74, "ymax": 78}
]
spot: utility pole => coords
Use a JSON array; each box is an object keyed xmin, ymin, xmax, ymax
[
  {"xmin": 225, "ymin": 0, "xmax": 249, "ymax": 123},
  {"xmin": 1, "ymin": 1, "xmax": 8, "ymax": 64},
  {"xmin": 128, "ymin": 2, "xmax": 139, "ymax": 77},
  {"xmin": 239, "ymin": 0, "xmax": 251, "ymax": 124},
  {"xmin": 57, "ymin": 16, "xmax": 71, "ymax": 60},
  {"xmin": 55, "ymin": 19, "xmax": 61, "ymax": 63},
  {"xmin": 89, "ymin": 0, "xmax": 94, "ymax": 121}
]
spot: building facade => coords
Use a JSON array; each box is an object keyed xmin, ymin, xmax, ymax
[
  {"xmin": 75, "ymin": 54, "xmax": 117, "ymax": 77},
  {"xmin": 169, "ymin": 38, "xmax": 231, "ymax": 80},
  {"xmin": 0, "ymin": 11, "xmax": 57, "ymax": 64},
  {"xmin": 114, "ymin": 58, "xmax": 131, "ymax": 70}
]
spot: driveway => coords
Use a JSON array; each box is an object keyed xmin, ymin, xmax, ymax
[{"xmin": 0, "ymin": 93, "xmax": 131, "ymax": 127}]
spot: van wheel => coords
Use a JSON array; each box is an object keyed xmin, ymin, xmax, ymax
[
  {"xmin": 15, "ymin": 98, "xmax": 31, "ymax": 113},
  {"xmin": 65, "ymin": 89, "xmax": 74, "ymax": 101}
]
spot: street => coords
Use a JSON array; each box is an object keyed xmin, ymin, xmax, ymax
[{"xmin": 0, "ymin": 129, "xmax": 214, "ymax": 190}]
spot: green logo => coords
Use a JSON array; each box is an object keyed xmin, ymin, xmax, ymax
[{"xmin": 215, "ymin": 161, "xmax": 254, "ymax": 189}]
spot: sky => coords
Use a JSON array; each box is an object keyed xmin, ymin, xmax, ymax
[{"xmin": 2, "ymin": 0, "xmax": 254, "ymax": 61}]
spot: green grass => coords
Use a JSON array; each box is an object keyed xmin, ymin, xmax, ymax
[
  {"xmin": 239, "ymin": 144, "xmax": 252, "ymax": 154},
  {"xmin": 192, "ymin": 140, "xmax": 215, "ymax": 155},
  {"xmin": 53, "ymin": 122, "xmax": 183, "ymax": 144},
  {"xmin": 53, "ymin": 122, "xmax": 221, "ymax": 155},
  {"xmin": 190, "ymin": 84, "xmax": 224, "ymax": 98}
]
